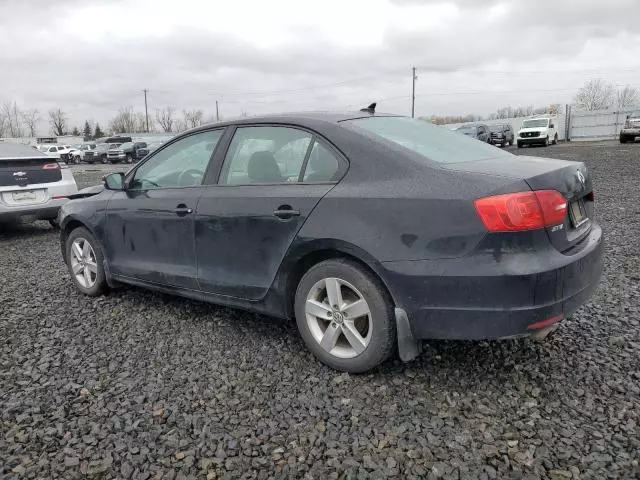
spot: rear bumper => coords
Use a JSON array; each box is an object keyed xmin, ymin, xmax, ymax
[
  {"xmin": 382, "ymin": 224, "xmax": 604, "ymax": 340},
  {"xmin": 0, "ymin": 201, "xmax": 65, "ymax": 220}
]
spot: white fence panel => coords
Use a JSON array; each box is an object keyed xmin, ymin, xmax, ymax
[{"xmin": 569, "ymin": 107, "xmax": 637, "ymax": 141}]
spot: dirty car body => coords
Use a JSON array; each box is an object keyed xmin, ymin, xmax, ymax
[{"xmin": 59, "ymin": 112, "xmax": 603, "ymax": 363}]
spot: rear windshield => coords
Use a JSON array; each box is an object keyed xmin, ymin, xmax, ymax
[{"xmin": 343, "ymin": 116, "xmax": 511, "ymax": 164}]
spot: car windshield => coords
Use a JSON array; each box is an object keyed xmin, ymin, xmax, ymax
[
  {"xmin": 344, "ymin": 116, "xmax": 512, "ymax": 164},
  {"xmin": 109, "ymin": 144, "xmax": 122, "ymax": 149},
  {"xmin": 455, "ymin": 126, "xmax": 476, "ymax": 134},
  {"xmin": 522, "ymin": 119, "xmax": 549, "ymax": 128},
  {"xmin": 489, "ymin": 125, "xmax": 505, "ymax": 132}
]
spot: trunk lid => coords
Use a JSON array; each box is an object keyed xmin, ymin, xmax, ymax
[
  {"xmin": 0, "ymin": 156, "xmax": 62, "ymax": 187},
  {"xmin": 443, "ymin": 155, "xmax": 593, "ymax": 253}
]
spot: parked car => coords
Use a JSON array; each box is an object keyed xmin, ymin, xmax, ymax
[
  {"xmin": 92, "ymin": 143, "xmax": 123, "ymax": 164},
  {"xmin": 0, "ymin": 143, "xmax": 77, "ymax": 227},
  {"xmin": 454, "ymin": 124, "xmax": 491, "ymax": 143},
  {"xmin": 619, "ymin": 112, "xmax": 640, "ymax": 143},
  {"xmin": 38, "ymin": 144, "xmax": 82, "ymax": 163},
  {"xmin": 135, "ymin": 141, "xmax": 164, "ymax": 160},
  {"xmin": 517, "ymin": 117, "xmax": 558, "ymax": 148},
  {"xmin": 489, "ymin": 123, "xmax": 514, "ymax": 147},
  {"xmin": 59, "ymin": 111, "xmax": 603, "ymax": 373},
  {"xmin": 107, "ymin": 141, "xmax": 148, "ymax": 164},
  {"xmin": 72, "ymin": 143, "xmax": 98, "ymax": 164}
]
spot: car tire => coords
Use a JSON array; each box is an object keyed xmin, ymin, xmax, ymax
[
  {"xmin": 65, "ymin": 227, "xmax": 107, "ymax": 296},
  {"xmin": 101, "ymin": 155, "xmax": 108, "ymax": 164},
  {"xmin": 125, "ymin": 154, "xmax": 133, "ymax": 164},
  {"xmin": 74, "ymin": 155, "xmax": 81, "ymax": 164},
  {"xmin": 508, "ymin": 139, "xmax": 513, "ymax": 146},
  {"xmin": 553, "ymin": 134, "xmax": 558, "ymax": 145},
  {"xmin": 620, "ymin": 135, "xmax": 627, "ymax": 144},
  {"xmin": 517, "ymin": 141, "xmax": 522, "ymax": 148},
  {"xmin": 294, "ymin": 259, "xmax": 396, "ymax": 373},
  {"xmin": 544, "ymin": 136, "xmax": 549, "ymax": 147}
]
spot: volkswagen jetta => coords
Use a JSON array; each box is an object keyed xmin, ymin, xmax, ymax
[{"xmin": 59, "ymin": 110, "xmax": 603, "ymax": 372}]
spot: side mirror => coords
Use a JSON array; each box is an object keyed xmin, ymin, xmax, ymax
[
  {"xmin": 103, "ymin": 172, "xmax": 125, "ymax": 190},
  {"xmin": 549, "ymin": 123, "xmax": 555, "ymax": 128}
]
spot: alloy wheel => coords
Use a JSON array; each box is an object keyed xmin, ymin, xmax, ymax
[
  {"xmin": 70, "ymin": 238, "xmax": 98, "ymax": 288},
  {"xmin": 305, "ymin": 277, "xmax": 372, "ymax": 359}
]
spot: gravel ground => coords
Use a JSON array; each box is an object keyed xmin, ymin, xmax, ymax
[{"xmin": 1, "ymin": 143, "xmax": 639, "ymax": 479}]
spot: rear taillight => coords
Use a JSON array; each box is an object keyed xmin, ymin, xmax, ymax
[
  {"xmin": 42, "ymin": 162, "xmax": 59, "ymax": 170},
  {"xmin": 474, "ymin": 190, "xmax": 567, "ymax": 232}
]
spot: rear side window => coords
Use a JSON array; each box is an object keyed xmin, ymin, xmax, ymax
[
  {"xmin": 219, "ymin": 126, "xmax": 313, "ymax": 185},
  {"xmin": 344, "ymin": 116, "xmax": 512, "ymax": 164},
  {"xmin": 303, "ymin": 141, "xmax": 340, "ymax": 182}
]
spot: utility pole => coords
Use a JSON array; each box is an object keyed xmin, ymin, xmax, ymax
[
  {"xmin": 143, "ymin": 89, "xmax": 149, "ymax": 132},
  {"xmin": 411, "ymin": 67, "xmax": 417, "ymax": 118},
  {"xmin": 216, "ymin": 100, "xmax": 219, "ymax": 121}
]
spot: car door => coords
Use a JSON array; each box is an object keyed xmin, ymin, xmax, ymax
[
  {"xmin": 195, "ymin": 125, "xmax": 345, "ymax": 299},
  {"xmin": 103, "ymin": 129, "xmax": 224, "ymax": 289}
]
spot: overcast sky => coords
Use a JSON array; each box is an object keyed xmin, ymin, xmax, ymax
[{"xmin": 1, "ymin": 0, "xmax": 639, "ymax": 134}]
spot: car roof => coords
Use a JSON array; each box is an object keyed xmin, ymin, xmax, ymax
[
  {"xmin": 0, "ymin": 143, "xmax": 48, "ymax": 159},
  {"xmin": 188, "ymin": 111, "xmax": 401, "ymax": 133}
]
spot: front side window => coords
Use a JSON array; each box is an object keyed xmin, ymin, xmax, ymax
[
  {"xmin": 219, "ymin": 126, "xmax": 312, "ymax": 185},
  {"xmin": 344, "ymin": 116, "xmax": 512, "ymax": 164},
  {"xmin": 131, "ymin": 129, "xmax": 222, "ymax": 189}
]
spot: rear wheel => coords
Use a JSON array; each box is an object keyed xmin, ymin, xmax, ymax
[
  {"xmin": 294, "ymin": 259, "xmax": 396, "ymax": 373},
  {"xmin": 65, "ymin": 227, "xmax": 107, "ymax": 296},
  {"xmin": 553, "ymin": 133, "xmax": 558, "ymax": 145}
]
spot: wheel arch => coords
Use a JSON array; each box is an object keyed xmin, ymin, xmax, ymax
[{"xmin": 276, "ymin": 239, "xmax": 397, "ymax": 320}]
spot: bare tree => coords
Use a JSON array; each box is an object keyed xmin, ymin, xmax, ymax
[
  {"xmin": 617, "ymin": 85, "xmax": 639, "ymax": 108},
  {"xmin": 573, "ymin": 79, "xmax": 615, "ymax": 111},
  {"xmin": 0, "ymin": 113, "xmax": 7, "ymax": 137},
  {"xmin": 49, "ymin": 108, "xmax": 68, "ymax": 136},
  {"xmin": 1, "ymin": 101, "xmax": 24, "ymax": 137},
  {"xmin": 21, "ymin": 108, "xmax": 39, "ymax": 137},
  {"xmin": 182, "ymin": 109, "xmax": 204, "ymax": 129},
  {"xmin": 155, "ymin": 106, "xmax": 175, "ymax": 132},
  {"xmin": 109, "ymin": 106, "xmax": 147, "ymax": 133}
]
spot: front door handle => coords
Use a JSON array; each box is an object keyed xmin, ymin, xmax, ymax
[
  {"xmin": 174, "ymin": 204, "xmax": 193, "ymax": 216},
  {"xmin": 273, "ymin": 205, "xmax": 300, "ymax": 219}
]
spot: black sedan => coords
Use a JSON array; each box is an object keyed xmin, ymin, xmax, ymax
[{"xmin": 58, "ymin": 111, "xmax": 603, "ymax": 372}]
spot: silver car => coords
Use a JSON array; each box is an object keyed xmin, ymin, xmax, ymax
[{"xmin": 0, "ymin": 143, "xmax": 78, "ymax": 227}]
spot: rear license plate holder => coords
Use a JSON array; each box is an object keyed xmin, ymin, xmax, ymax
[
  {"xmin": 569, "ymin": 199, "xmax": 587, "ymax": 228},
  {"xmin": 12, "ymin": 190, "xmax": 37, "ymax": 201}
]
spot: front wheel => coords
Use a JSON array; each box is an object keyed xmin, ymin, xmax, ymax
[
  {"xmin": 125, "ymin": 154, "xmax": 133, "ymax": 164},
  {"xmin": 620, "ymin": 135, "xmax": 628, "ymax": 144},
  {"xmin": 553, "ymin": 134, "xmax": 558, "ymax": 145},
  {"xmin": 517, "ymin": 141, "xmax": 523, "ymax": 148},
  {"xmin": 543, "ymin": 136, "xmax": 550, "ymax": 147},
  {"xmin": 294, "ymin": 259, "xmax": 396, "ymax": 373},
  {"xmin": 101, "ymin": 155, "xmax": 108, "ymax": 164},
  {"xmin": 65, "ymin": 227, "xmax": 107, "ymax": 296}
]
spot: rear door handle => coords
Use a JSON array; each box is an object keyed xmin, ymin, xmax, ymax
[
  {"xmin": 174, "ymin": 204, "xmax": 193, "ymax": 216},
  {"xmin": 273, "ymin": 205, "xmax": 300, "ymax": 219}
]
